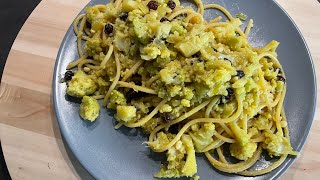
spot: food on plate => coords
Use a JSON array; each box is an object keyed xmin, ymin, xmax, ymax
[{"xmin": 63, "ymin": 0, "xmax": 298, "ymax": 178}]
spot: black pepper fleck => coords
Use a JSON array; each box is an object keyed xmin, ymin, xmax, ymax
[
  {"xmin": 167, "ymin": 0, "xmax": 176, "ymax": 10},
  {"xmin": 236, "ymin": 70, "xmax": 245, "ymax": 78},
  {"xmin": 147, "ymin": 1, "xmax": 158, "ymax": 10},
  {"xmin": 119, "ymin": 12, "xmax": 129, "ymax": 21},
  {"xmin": 64, "ymin": 71, "xmax": 74, "ymax": 81},
  {"xmin": 277, "ymin": 76, "xmax": 286, "ymax": 83},
  {"xmin": 277, "ymin": 68, "xmax": 282, "ymax": 74},
  {"xmin": 104, "ymin": 23, "xmax": 113, "ymax": 34},
  {"xmin": 160, "ymin": 17, "xmax": 169, "ymax": 22}
]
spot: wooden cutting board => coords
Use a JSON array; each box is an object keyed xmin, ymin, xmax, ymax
[{"xmin": 0, "ymin": 0, "xmax": 319, "ymax": 179}]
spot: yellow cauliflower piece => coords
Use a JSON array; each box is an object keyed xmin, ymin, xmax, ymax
[
  {"xmin": 229, "ymin": 122, "xmax": 250, "ymax": 146},
  {"xmin": 67, "ymin": 71, "xmax": 97, "ymax": 98},
  {"xmin": 189, "ymin": 123, "xmax": 215, "ymax": 152},
  {"xmin": 115, "ymin": 105, "xmax": 136, "ymax": 122},
  {"xmin": 230, "ymin": 142, "xmax": 257, "ymax": 161},
  {"xmin": 263, "ymin": 131, "xmax": 298, "ymax": 157},
  {"xmin": 108, "ymin": 90, "xmax": 126, "ymax": 109},
  {"xmin": 154, "ymin": 135, "xmax": 197, "ymax": 178},
  {"xmin": 80, "ymin": 96, "xmax": 100, "ymax": 122},
  {"xmin": 140, "ymin": 43, "xmax": 161, "ymax": 60}
]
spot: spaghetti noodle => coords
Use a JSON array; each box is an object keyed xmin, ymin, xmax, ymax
[{"xmin": 64, "ymin": 0, "xmax": 298, "ymax": 178}]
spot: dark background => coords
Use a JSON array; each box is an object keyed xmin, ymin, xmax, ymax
[{"xmin": 0, "ymin": 0, "xmax": 41, "ymax": 179}]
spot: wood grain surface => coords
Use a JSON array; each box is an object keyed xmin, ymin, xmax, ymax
[{"xmin": 0, "ymin": 0, "xmax": 319, "ymax": 179}]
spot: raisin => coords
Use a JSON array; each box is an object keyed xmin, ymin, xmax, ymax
[
  {"xmin": 224, "ymin": 87, "xmax": 234, "ymax": 101},
  {"xmin": 64, "ymin": 71, "xmax": 74, "ymax": 81},
  {"xmin": 160, "ymin": 17, "xmax": 169, "ymax": 22},
  {"xmin": 104, "ymin": 23, "xmax": 113, "ymax": 34},
  {"xmin": 254, "ymin": 114, "xmax": 260, "ymax": 118},
  {"xmin": 162, "ymin": 113, "xmax": 171, "ymax": 123},
  {"xmin": 236, "ymin": 70, "xmax": 245, "ymax": 78},
  {"xmin": 167, "ymin": 0, "xmax": 176, "ymax": 10},
  {"xmin": 119, "ymin": 12, "xmax": 129, "ymax": 21},
  {"xmin": 125, "ymin": 89, "xmax": 146, "ymax": 102},
  {"xmin": 147, "ymin": 1, "xmax": 158, "ymax": 10},
  {"xmin": 277, "ymin": 76, "xmax": 286, "ymax": 83}
]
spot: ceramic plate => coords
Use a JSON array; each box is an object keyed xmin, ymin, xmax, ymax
[{"xmin": 53, "ymin": 0, "xmax": 317, "ymax": 179}]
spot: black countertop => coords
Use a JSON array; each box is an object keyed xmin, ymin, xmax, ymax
[{"xmin": 0, "ymin": 0, "xmax": 41, "ymax": 179}]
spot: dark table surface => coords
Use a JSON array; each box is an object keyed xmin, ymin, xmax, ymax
[{"xmin": 0, "ymin": 0, "xmax": 41, "ymax": 179}]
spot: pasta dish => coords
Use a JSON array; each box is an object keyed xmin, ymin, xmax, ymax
[{"xmin": 63, "ymin": 0, "xmax": 298, "ymax": 178}]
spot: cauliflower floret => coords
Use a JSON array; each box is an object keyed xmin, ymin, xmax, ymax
[
  {"xmin": 85, "ymin": 33, "xmax": 103, "ymax": 58},
  {"xmin": 80, "ymin": 96, "xmax": 100, "ymax": 122},
  {"xmin": 160, "ymin": 104, "xmax": 172, "ymax": 113},
  {"xmin": 140, "ymin": 43, "xmax": 161, "ymax": 60},
  {"xmin": 115, "ymin": 105, "xmax": 136, "ymax": 122},
  {"xmin": 148, "ymin": 132, "xmax": 174, "ymax": 150},
  {"xmin": 142, "ymin": 118, "xmax": 160, "ymax": 134},
  {"xmin": 252, "ymin": 115, "xmax": 269, "ymax": 130},
  {"xmin": 189, "ymin": 123, "xmax": 215, "ymax": 151},
  {"xmin": 230, "ymin": 142, "xmax": 257, "ymax": 161},
  {"xmin": 159, "ymin": 60, "xmax": 184, "ymax": 85},
  {"xmin": 154, "ymin": 135, "xmax": 197, "ymax": 178},
  {"xmin": 108, "ymin": 90, "xmax": 126, "ymax": 109},
  {"xmin": 263, "ymin": 131, "xmax": 298, "ymax": 157},
  {"xmin": 67, "ymin": 71, "xmax": 97, "ymax": 98},
  {"xmin": 229, "ymin": 122, "xmax": 250, "ymax": 146}
]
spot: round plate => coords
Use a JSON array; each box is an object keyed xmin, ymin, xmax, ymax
[{"xmin": 53, "ymin": 0, "xmax": 317, "ymax": 179}]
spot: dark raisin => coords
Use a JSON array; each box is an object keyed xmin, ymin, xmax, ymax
[
  {"xmin": 167, "ymin": 0, "xmax": 176, "ymax": 10},
  {"xmin": 162, "ymin": 113, "xmax": 171, "ymax": 123},
  {"xmin": 160, "ymin": 17, "xmax": 169, "ymax": 22},
  {"xmin": 147, "ymin": 1, "xmax": 158, "ymax": 10},
  {"xmin": 64, "ymin": 71, "xmax": 74, "ymax": 81},
  {"xmin": 254, "ymin": 114, "xmax": 260, "ymax": 118},
  {"xmin": 104, "ymin": 23, "xmax": 113, "ymax": 34},
  {"xmin": 119, "ymin": 12, "xmax": 129, "ymax": 21},
  {"xmin": 168, "ymin": 124, "xmax": 180, "ymax": 134},
  {"xmin": 125, "ymin": 89, "xmax": 146, "ymax": 102},
  {"xmin": 236, "ymin": 70, "xmax": 245, "ymax": 78},
  {"xmin": 277, "ymin": 76, "xmax": 286, "ymax": 83},
  {"xmin": 224, "ymin": 87, "xmax": 234, "ymax": 101}
]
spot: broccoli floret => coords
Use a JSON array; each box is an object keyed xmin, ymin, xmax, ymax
[
  {"xmin": 230, "ymin": 142, "xmax": 257, "ymax": 161},
  {"xmin": 108, "ymin": 90, "xmax": 126, "ymax": 109},
  {"xmin": 263, "ymin": 130, "xmax": 298, "ymax": 157},
  {"xmin": 189, "ymin": 123, "xmax": 215, "ymax": 151},
  {"xmin": 67, "ymin": 71, "xmax": 97, "ymax": 98},
  {"xmin": 79, "ymin": 96, "xmax": 100, "ymax": 122},
  {"xmin": 115, "ymin": 105, "xmax": 136, "ymax": 122},
  {"xmin": 154, "ymin": 135, "xmax": 197, "ymax": 178}
]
